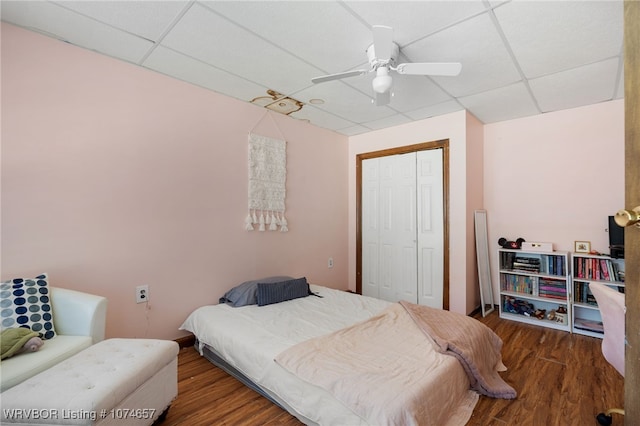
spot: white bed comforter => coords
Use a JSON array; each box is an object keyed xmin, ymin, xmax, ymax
[{"xmin": 179, "ymin": 285, "xmax": 479, "ymax": 426}]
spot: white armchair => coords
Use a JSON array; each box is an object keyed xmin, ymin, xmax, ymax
[
  {"xmin": 0, "ymin": 286, "xmax": 107, "ymax": 392},
  {"xmin": 49, "ymin": 287, "xmax": 107, "ymax": 343}
]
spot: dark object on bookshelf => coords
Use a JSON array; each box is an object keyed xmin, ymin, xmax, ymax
[
  {"xmin": 608, "ymin": 216, "xmax": 624, "ymax": 259},
  {"xmin": 503, "ymin": 296, "xmax": 535, "ymax": 316},
  {"xmin": 498, "ymin": 237, "xmax": 525, "ymax": 249},
  {"xmin": 574, "ymin": 317, "xmax": 604, "ymax": 334}
]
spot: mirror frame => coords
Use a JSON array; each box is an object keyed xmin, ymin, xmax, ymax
[{"xmin": 474, "ymin": 210, "xmax": 495, "ymax": 317}]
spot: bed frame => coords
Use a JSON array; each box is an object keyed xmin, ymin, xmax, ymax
[
  {"xmin": 199, "ymin": 341, "xmax": 315, "ymax": 425},
  {"xmin": 200, "ymin": 342, "xmax": 280, "ymax": 405}
]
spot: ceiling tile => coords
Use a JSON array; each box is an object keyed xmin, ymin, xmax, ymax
[
  {"xmin": 143, "ymin": 46, "xmax": 268, "ymax": 102},
  {"xmin": 362, "ymin": 113, "xmax": 413, "ymax": 131},
  {"xmin": 335, "ymin": 124, "xmax": 373, "ymax": 136},
  {"xmin": 494, "ymin": 0, "xmax": 623, "ymax": 78},
  {"xmin": 388, "ymin": 76, "xmax": 453, "ymax": 113},
  {"xmin": 160, "ymin": 3, "xmax": 322, "ymax": 95},
  {"xmin": 403, "ymin": 12, "xmax": 521, "ymax": 97},
  {"xmin": 288, "ymin": 106, "xmax": 355, "ymax": 132},
  {"xmin": 1, "ymin": 1, "xmax": 153, "ymax": 63},
  {"xmin": 529, "ymin": 58, "xmax": 620, "ymax": 113},
  {"xmin": 404, "ymin": 100, "xmax": 465, "ymax": 121},
  {"xmin": 53, "ymin": 0, "xmax": 190, "ymax": 42},
  {"xmin": 293, "ymin": 81, "xmax": 397, "ymax": 124},
  {"xmin": 203, "ymin": 1, "xmax": 372, "ymax": 74},
  {"xmin": 458, "ymin": 82, "xmax": 540, "ymax": 123},
  {"xmin": 343, "ymin": 1, "xmax": 488, "ymax": 46}
]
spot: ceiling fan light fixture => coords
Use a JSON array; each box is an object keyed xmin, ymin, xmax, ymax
[
  {"xmin": 372, "ymin": 67, "xmax": 392, "ymax": 94},
  {"xmin": 310, "ymin": 25, "xmax": 461, "ymax": 106}
]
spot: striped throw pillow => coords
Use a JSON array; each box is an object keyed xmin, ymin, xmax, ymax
[{"xmin": 256, "ymin": 277, "xmax": 310, "ymax": 306}]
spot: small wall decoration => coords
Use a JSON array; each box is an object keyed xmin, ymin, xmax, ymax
[
  {"xmin": 245, "ymin": 132, "xmax": 288, "ymax": 232},
  {"xmin": 574, "ymin": 240, "xmax": 591, "ymax": 253}
]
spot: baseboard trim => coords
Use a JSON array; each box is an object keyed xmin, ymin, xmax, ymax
[
  {"xmin": 175, "ymin": 334, "xmax": 195, "ymax": 349},
  {"xmin": 470, "ymin": 304, "xmax": 499, "ymax": 318}
]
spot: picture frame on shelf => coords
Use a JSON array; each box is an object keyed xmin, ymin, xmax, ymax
[{"xmin": 574, "ymin": 240, "xmax": 591, "ymax": 253}]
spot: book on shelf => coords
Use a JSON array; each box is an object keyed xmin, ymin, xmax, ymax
[
  {"xmin": 513, "ymin": 257, "xmax": 540, "ymax": 273},
  {"xmin": 600, "ymin": 259, "xmax": 610, "ymax": 280},
  {"xmin": 539, "ymin": 292, "xmax": 567, "ymax": 300},
  {"xmin": 555, "ymin": 256, "xmax": 565, "ymax": 276},
  {"xmin": 513, "ymin": 257, "xmax": 540, "ymax": 264},
  {"xmin": 539, "ymin": 287, "xmax": 566, "ymax": 297},
  {"xmin": 573, "ymin": 256, "xmax": 623, "ymax": 282},
  {"xmin": 500, "ymin": 251, "xmax": 515, "ymax": 270},
  {"xmin": 512, "ymin": 264, "xmax": 540, "ymax": 273},
  {"xmin": 538, "ymin": 278, "xmax": 567, "ymax": 299},
  {"xmin": 574, "ymin": 318, "xmax": 604, "ymax": 334},
  {"xmin": 573, "ymin": 281, "xmax": 598, "ymax": 306},
  {"xmin": 500, "ymin": 274, "xmax": 536, "ymax": 295},
  {"xmin": 536, "ymin": 255, "xmax": 565, "ymax": 276}
]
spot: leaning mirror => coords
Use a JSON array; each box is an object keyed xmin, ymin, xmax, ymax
[{"xmin": 474, "ymin": 210, "xmax": 494, "ymax": 316}]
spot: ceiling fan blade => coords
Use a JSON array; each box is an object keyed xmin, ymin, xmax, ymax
[
  {"xmin": 375, "ymin": 91, "xmax": 391, "ymax": 106},
  {"xmin": 395, "ymin": 62, "xmax": 462, "ymax": 76},
  {"xmin": 372, "ymin": 25, "xmax": 393, "ymax": 61},
  {"xmin": 311, "ymin": 69, "xmax": 368, "ymax": 84}
]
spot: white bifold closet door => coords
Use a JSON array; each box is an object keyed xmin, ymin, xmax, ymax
[{"xmin": 361, "ymin": 149, "xmax": 444, "ymax": 308}]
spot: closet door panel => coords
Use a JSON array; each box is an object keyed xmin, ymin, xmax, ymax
[
  {"xmin": 379, "ymin": 165, "xmax": 396, "ymax": 302},
  {"xmin": 400, "ymin": 246, "xmax": 418, "ymax": 300},
  {"xmin": 361, "ymin": 159, "xmax": 380, "ymax": 299},
  {"xmin": 417, "ymin": 149, "xmax": 444, "ymax": 308},
  {"xmin": 389, "ymin": 153, "xmax": 417, "ymax": 302},
  {"xmin": 363, "ymin": 242, "xmax": 379, "ymax": 296},
  {"xmin": 419, "ymin": 247, "xmax": 436, "ymax": 297},
  {"xmin": 380, "ymin": 243, "xmax": 395, "ymax": 302},
  {"xmin": 361, "ymin": 149, "xmax": 443, "ymax": 306}
]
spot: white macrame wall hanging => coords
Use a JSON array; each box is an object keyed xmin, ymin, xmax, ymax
[{"xmin": 245, "ymin": 132, "xmax": 288, "ymax": 232}]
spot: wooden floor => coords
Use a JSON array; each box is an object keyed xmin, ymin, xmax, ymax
[{"xmin": 162, "ymin": 310, "xmax": 624, "ymax": 425}]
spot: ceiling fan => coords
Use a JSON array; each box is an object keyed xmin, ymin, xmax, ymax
[{"xmin": 311, "ymin": 25, "xmax": 462, "ymax": 106}]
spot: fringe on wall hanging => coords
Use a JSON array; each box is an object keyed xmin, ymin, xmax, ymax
[{"xmin": 245, "ymin": 131, "xmax": 288, "ymax": 232}]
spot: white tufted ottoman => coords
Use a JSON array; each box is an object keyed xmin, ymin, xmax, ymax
[{"xmin": 0, "ymin": 338, "xmax": 179, "ymax": 425}]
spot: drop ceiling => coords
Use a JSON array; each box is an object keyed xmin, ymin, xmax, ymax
[{"xmin": 1, "ymin": 0, "xmax": 624, "ymax": 136}]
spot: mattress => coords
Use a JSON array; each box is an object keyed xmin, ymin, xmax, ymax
[{"xmin": 179, "ymin": 285, "xmax": 478, "ymax": 425}]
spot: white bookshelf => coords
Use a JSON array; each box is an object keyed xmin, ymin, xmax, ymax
[
  {"xmin": 498, "ymin": 249, "xmax": 571, "ymax": 332},
  {"xmin": 571, "ymin": 253, "xmax": 625, "ymax": 338}
]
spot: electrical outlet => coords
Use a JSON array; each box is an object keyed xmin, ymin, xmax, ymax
[
  {"xmin": 136, "ymin": 285, "xmax": 149, "ymax": 304},
  {"xmin": 328, "ymin": 257, "xmax": 334, "ymax": 268}
]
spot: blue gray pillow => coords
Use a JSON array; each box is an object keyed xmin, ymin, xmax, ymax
[
  {"xmin": 257, "ymin": 277, "xmax": 310, "ymax": 306},
  {"xmin": 219, "ymin": 276, "xmax": 293, "ymax": 307},
  {"xmin": 0, "ymin": 273, "xmax": 56, "ymax": 340}
]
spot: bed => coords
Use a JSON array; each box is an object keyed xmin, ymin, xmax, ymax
[{"xmin": 180, "ymin": 280, "xmax": 515, "ymax": 426}]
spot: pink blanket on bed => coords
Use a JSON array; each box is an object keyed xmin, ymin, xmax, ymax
[
  {"xmin": 275, "ymin": 302, "xmax": 515, "ymax": 425},
  {"xmin": 399, "ymin": 301, "xmax": 517, "ymax": 399}
]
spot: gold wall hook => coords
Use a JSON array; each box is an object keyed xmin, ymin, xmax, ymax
[{"xmin": 614, "ymin": 206, "xmax": 640, "ymax": 228}]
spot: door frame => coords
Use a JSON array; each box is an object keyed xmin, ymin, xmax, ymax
[
  {"xmin": 624, "ymin": 0, "xmax": 639, "ymax": 418},
  {"xmin": 356, "ymin": 139, "xmax": 450, "ymax": 310}
]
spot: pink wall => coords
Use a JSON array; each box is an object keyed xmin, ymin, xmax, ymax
[
  {"xmin": 348, "ymin": 110, "xmax": 483, "ymax": 315},
  {"xmin": 1, "ymin": 23, "xmax": 349, "ymax": 340},
  {"xmin": 465, "ymin": 113, "xmax": 485, "ymax": 312},
  {"xmin": 483, "ymin": 100, "xmax": 625, "ymax": 302}
]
